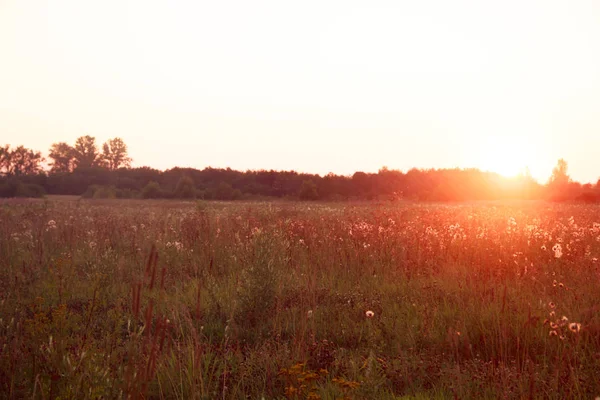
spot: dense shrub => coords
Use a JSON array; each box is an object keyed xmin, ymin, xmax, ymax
[{"xmin": 142, "ymin": 181, "xmax": 162, "ymax": 199}]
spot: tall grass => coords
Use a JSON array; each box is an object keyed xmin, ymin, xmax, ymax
[{"xmin": 0, "ymin": 198, "xmax": 599, "ymax": 399}]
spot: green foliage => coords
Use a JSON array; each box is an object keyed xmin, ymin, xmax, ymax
[
  {"xmin": 235, "ymin": 233, "xmax": 279, "ymax": 339},
  {"xmin": 15, "ymin": 182, "xmax": 46, "ymax": 198},
  {"xmin": 0, "ymin": 145, "xmax": 44, "ymax": 175},
  {"xmin": 299, "ymin": 179, "xmax": 319, "ymax": 200},
  {"xmin": 0, "ymin": 179, "xmax": 45, "ymax": 198},
  {"xmin": 2, "ymin": 139, "xmax": 595, "ymax": 201},
  {"xmin": 174, "ymin": 176, "xmax": 196, "ymax": 199},
  {"xmin": 215, "ymin": 181, "xmax": 236, "ymax": 200},
  {"xmin": 48, "ymin": 142, "xmax": 75, "ymax": 173},
  {"xmin": 81, "ymin": 184, "xmax": 99, "ymax": 198},
  {"xmin": 3, "ymin": 189, "xmax": 600, "ymax": 397},
  {"xmin": 102, "ymin": 137, "xmax": 131, "ymax": 170},
  {"xmin": 73, "ymin": 135, "xmax": 102, "ymax": 169},
  {"xmin": 93, "ymin": 186, "xmax": 117, "ymax": 199},
  {"xmin": 82, "ymin": 184, "xmax": 121, "ymax": 199},
  {"xmin": 142, "ymin": 181, "xmax": 162, "ymax": 199}
]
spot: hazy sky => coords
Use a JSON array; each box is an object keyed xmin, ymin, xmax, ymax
[{"xmin": 1, "ymin": 1, "xmax": 600, "ymax": 182}]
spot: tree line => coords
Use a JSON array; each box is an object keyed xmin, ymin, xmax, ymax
[{"xmin": 1, "ymin": 136, "xmax": 598, "ymax": 202}]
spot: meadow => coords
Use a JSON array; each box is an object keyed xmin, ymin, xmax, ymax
[{"xmin": 1, "ymin": 198, "xmax": 599, "ymax": 399}]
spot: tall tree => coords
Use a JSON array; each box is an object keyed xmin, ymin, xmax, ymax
[
  {"xmin": 0, "ymin": 145, "xmax": 44, "ymax": 175},
  {"xmin": 549, "ymin": 159, "xmax": 570, "ymax": 187},
  {"xmin": 73, "ymin": 135, "xmax": 101, "ymax": 169},
  {"xmin": 0, "ymin": 145, "xmax": 11, "ymax": 175},
  {"xmin": 102, "ymin": 137, "xmax": 131, "ymax": 170},
  {"xmin": 48, "ymin": 142, "xmax": 75, "ymax": 173},
  {"xmin": 547, "ymin": 158, "xmax": 570, "ymax": 198}
]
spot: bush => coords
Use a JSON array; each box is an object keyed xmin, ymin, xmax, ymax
[
  {"xmin": 93, "ymin": 186, "xmax": 117, "ymax": 199},
  {"xmin": 142, "ymin": 181, "xmax": 162, "ymax": 199},
  {"xmin": 15, "ymin": 183, "xmax": 46, "ymax": 198},
  {"xmin": 174, "ymin": 176, "xmax": 196, "ymax": 199},
  {"xmin": 82, "ymin": 185, "xmax": 100, "ymax": 199},
  {"xmin": 576, "ymin": 192, "xmax": 598, "ymax": 203},
  {"xmin": 116, "ymin": 188, "xmax": 138, "ymax": 199},
  {"xmin": 215, "ymin": 182, "xmax": 234, "ymax": 200},
  {"xmin": 299, "ymin": 179, "xmax": 319, "ymax": 200},
  {"xmin": 0, "ymin": 179, "xmax": 18, "ymax": 198},
  {"xmin": 0, "ymin": 179, "xmax": 45, "ymax": 198}
]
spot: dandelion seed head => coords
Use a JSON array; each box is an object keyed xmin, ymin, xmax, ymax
[{"xmin": 552, "ymin": 243, "xmax": 563, "ymax": 258}]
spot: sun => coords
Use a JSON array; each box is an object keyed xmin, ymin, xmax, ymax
[{"xmin": 477, "ymin": 137, "xmax": 533, "ymax": 178}]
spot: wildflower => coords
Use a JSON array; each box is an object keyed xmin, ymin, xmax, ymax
[
  {"xmin": 365, "ymin": 310, "xmax": 375, "ymax": 318},
  {"xmin": 569, "ymin": 322, "xmax": 581, "ymax": 333},
  {"xmin": 561, "ymin": 316, "xmax": 569, "ymax": 323},
  {"xmin": 559, "ymin": 282, "xmax": 564, "ymax": 288},
  {"xmin": 549, "ymin": 330, "xmax": 558, "ymax": 337},
  {"xmin": 47, "ymin": 220, "xmax": 57, "ymax": 230},
  {"xmin": 166, "ymin": 241, "xmax": 183, "ymax": 251},
  {"xmin": 548, "ymin": 302, "xmax": 556, "ymax": 309},
  {"xmin": 541, "ymin": 245, "xmax": 546, "ymax": 251},
  {"xmin": 307, "ymin": 310, "xmax": 313, "ymax": 319},
  {"xmin": 550, "ymin": 311, "xmax": 556, "ymax": 317},
  {"xmin": 550, "ymin": 322, "xmax": 559, "ymax": 329},
  {"xmin": 552, "ymin": 243, "xmax": 563, "ymax": 258}
]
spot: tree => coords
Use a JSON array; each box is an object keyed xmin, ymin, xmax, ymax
[
  {"xmin": 102, "ymin": 137, "xmax": 131, "ymax": 170},
  {"xmin": 299, "ymin": 179, "xmax": 319, "ymax": 200},
  {"xmin": 0, "ymin": 145, "xmax": 11, "ymax": 175},
  {"xmin": 174, "ymin": 176, "xmax": 196, "ymax": 199},
  {"xmin": 48, "ymin": 142, "xmax": 75, "ymax": 173},
  {"xmin": 547, "ymin": 158, "xmax": 571, "ymax": 199},
  {"xmin": 548, "ymin": 159, "xmax": 569, "ymax": 188},
  {"xmin": 215, "ymin": 182, "xmax": 235, "ymax": 200},
  {"xmin": 549, "ymin": 159, "xmax": 569, "ymax": 186},
  {"xmin": 73, "ymin": 135, "xmax": 101, "ymax": 169},
  {"xmin": 0, "ymin": 145, "xmax": 44, "ymax": 175},
  {"xmin": 142, "ymin": 181, "xmax": 162, "ymax": 199}
]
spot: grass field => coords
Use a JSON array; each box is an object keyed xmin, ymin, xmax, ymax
[{"xmin": 1, "ymin": 198, "xmax": 599, "ymax": 399}]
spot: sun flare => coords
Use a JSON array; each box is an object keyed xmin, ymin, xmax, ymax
[{"xmin": 477, "ymin": 137, "xmax": 535, "ymax": 178}]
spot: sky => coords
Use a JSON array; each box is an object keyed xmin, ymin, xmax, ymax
[{"xmin": 1, "ymin": 0, "xmax": 600, "ymax": 183}]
